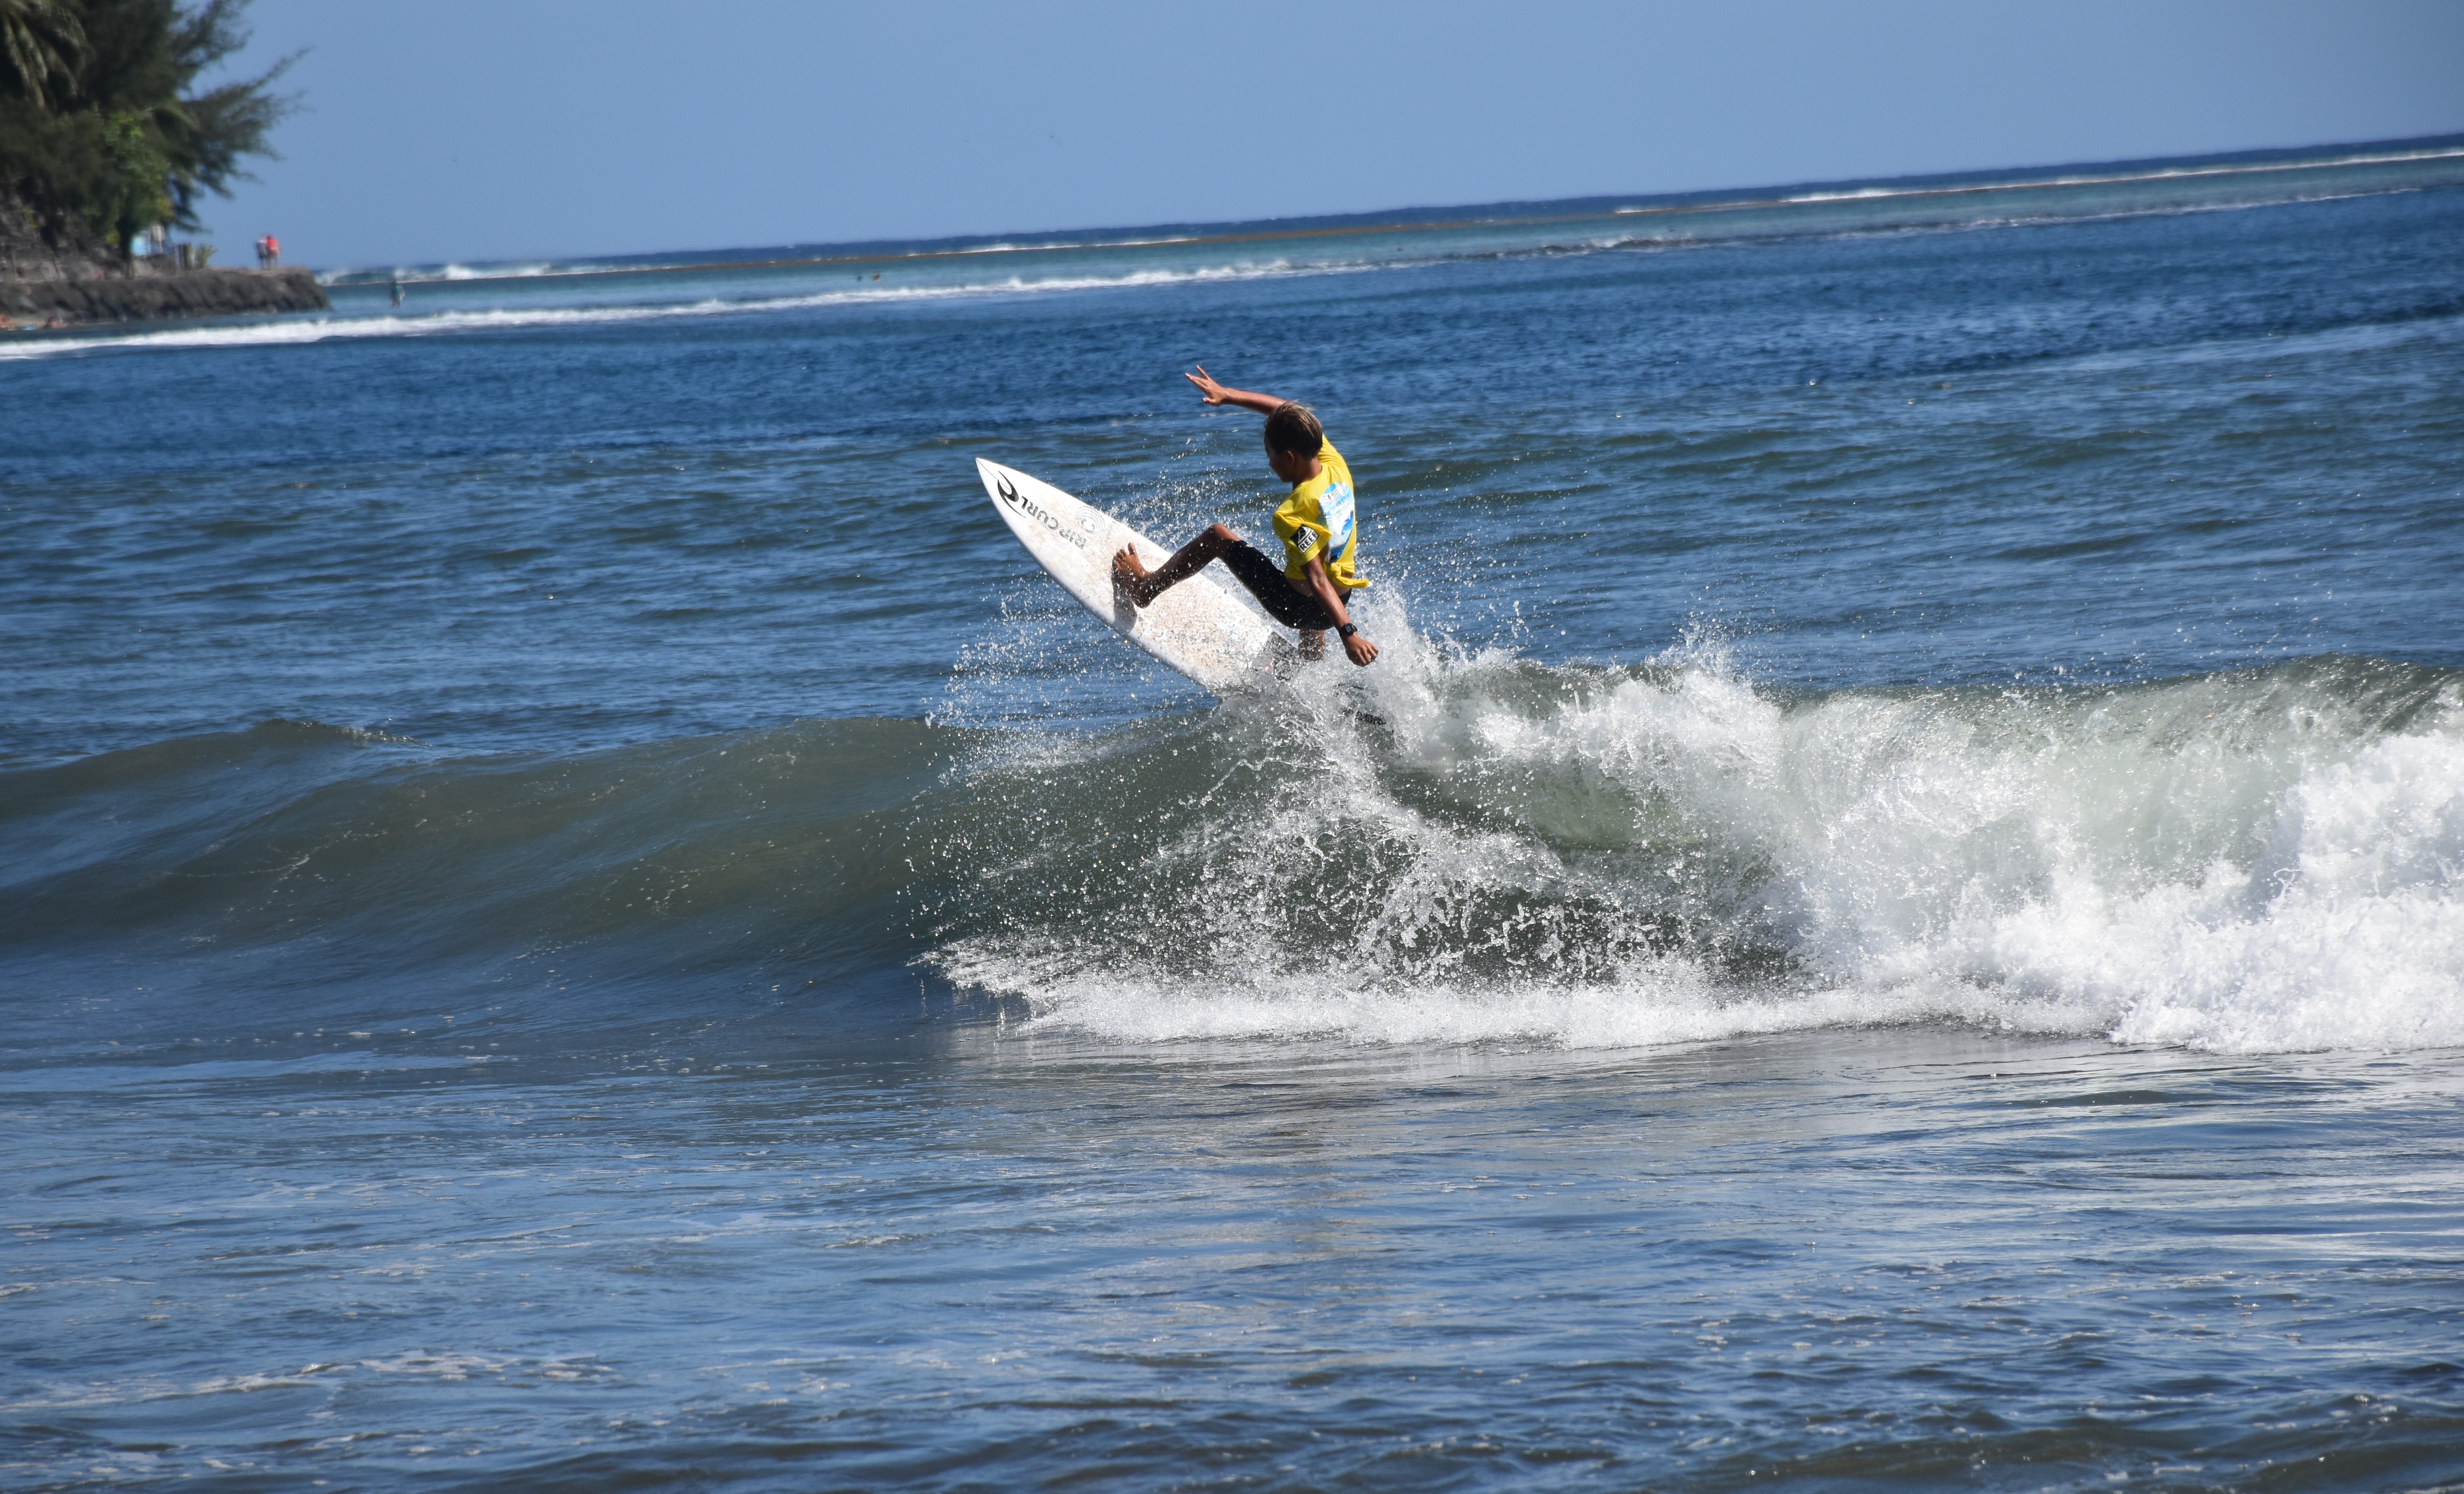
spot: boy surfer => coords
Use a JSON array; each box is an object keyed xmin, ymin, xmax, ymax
[{"xmin": 1113, "ymin": 367, "xmax": 1379, "ymax": 667}]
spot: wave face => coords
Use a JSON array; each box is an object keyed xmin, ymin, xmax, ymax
[
  {"xmin": 0, "ymin": 717, "xmax": 948, "ymax": 1045},
  {"xmin": 11, "ymin": 647, "xmax": 2454, "ymax": 1057}
]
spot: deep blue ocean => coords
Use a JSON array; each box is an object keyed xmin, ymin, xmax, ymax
[{"xmin": 5, "ymin": 139, "xmax": 2464, "ymax": 1491}]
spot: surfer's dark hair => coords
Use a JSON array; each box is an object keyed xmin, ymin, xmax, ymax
[{"xmin": 1264, "ymin": 401, "xmax": 1324, "ymax": 457}]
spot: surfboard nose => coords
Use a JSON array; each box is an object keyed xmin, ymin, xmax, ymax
[{"xmin": 975, "ymin": 456, "xmax": 1024, "ymax": 503}]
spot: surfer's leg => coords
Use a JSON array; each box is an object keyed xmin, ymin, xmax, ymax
[
  {"xmin": 1114, "ymin": 524, "xmax": 1239, "ymax": 607},
  {"xmin": 1217, "ymin": 540, "xmax": 1329, "ymax": 631}
]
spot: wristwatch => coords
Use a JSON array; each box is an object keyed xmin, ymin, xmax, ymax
[{"xmin": 1336, "ymin": 622, "xmax": 1358, "ymax": 639}]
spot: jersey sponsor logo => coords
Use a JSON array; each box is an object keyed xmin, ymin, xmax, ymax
[{"xmin": 1320, "ymin": 480, "xmax": 1356, "ymax": 557}]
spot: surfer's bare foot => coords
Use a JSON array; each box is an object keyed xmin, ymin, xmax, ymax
[{"xmin": 1113, "ymin": 546, "xmax": 1160, "ymax": 607}]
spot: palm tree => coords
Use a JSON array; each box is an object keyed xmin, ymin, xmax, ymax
[
  {"xmin": 0, "ymin": 0, "xmax": 87, "ymax": 110},
  {"xmin": 0, "ymin": 0, "xmax": 296, "ymax": 250},
  {"xmin": 159, "ymin": 0, "xmax": 297, "ymax": 226}
]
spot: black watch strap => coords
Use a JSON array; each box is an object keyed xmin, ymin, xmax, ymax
[{"xmin": 1336, "ymin": 622, "xmax": 1358, "ymax": 639}]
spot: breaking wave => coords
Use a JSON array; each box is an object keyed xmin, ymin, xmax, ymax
[
  {"xmin": 6, "ymin": 623, "xmax": 2456, "ymax": 1056},
  {"xmin": 927, "ymin": 626, "xmax": 2464, "ymax": 1056}
]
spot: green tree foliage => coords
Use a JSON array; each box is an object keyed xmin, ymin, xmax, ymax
[
  {"xmin": 0, "ymin": 0, "xmax": 87, "ymax": 110},
  {"xmin": 0, "ymin": 0, "xmax": 296, "ymax": 252}
]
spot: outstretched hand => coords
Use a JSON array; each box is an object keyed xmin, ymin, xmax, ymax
[
  {"xmin": 1182, "ymin": 365, "xmax": 1284, "ymax": 416},
  {"xmin": 1185, "ymin": 365, "xmax": 1230, "ymax": 405}
]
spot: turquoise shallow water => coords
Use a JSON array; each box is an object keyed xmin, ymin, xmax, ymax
[{"xmin": 3, "ymin": 139, "xmax": 2462, "ymax": 1490}]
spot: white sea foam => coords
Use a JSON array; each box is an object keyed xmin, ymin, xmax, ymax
[
  {"xmin": 317, "ymin": 260, "xmax": 664, "ymax": 285},
  {"xmin": 1769, "ymin": 146, "xmax": 2464, "ymax": 207},
  {"xmin": 940, "ymin": 622, "xmax": 2464, "ymax": 1057},
  {"xmin": 437, "ymin": 260, "xmax": 554, "ymax": 280},
  {"xmin": 0, "ymin": 261, "xmax": 1320, "ymax": 361},
  {"xmin": 315, "ymin": 233, "xmax": 1221, "ymax": 285}
]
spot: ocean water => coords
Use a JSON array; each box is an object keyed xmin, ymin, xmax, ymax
[{"xmin": 4, "ymin": 138, "xmax": 2464, "ymax": 1491}]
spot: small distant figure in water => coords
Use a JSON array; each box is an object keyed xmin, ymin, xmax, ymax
[
  {"xmin": 390, "ymin": 277, "xmax": 404, "ymax": 307},
  {"xmin": 1113, "ymin": 365, "xmax": 1377, "ymax": 667}
]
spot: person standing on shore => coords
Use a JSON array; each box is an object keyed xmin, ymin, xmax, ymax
[{"xmin": 1112, "ymin": 366, "xmax": 1377, "ymax": 667}]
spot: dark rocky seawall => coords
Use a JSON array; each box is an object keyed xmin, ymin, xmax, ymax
[
  {"xmin": 0, "ymin": 265, "xmax": 328, "ymax": 327},
  {"xmin": 2, "ymin": 186, "xmax": 329, "ymax": 329}
]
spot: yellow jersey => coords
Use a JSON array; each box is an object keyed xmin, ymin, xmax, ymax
[{"xmin": 1271, "ymin": 441, "xmax": 1366, "ymax": 590}]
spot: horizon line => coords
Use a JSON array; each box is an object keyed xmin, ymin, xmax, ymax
[{"xmin": 320, "ymin": 130, "xmax": 2464, "ymax": 286}]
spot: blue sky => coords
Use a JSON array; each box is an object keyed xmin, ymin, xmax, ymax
[{"xmin": 198, "ymin": 0, "xmax": 2464, "ymax": 269}]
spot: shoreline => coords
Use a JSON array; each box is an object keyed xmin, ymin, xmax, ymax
[{"xmin": 0, "ymin": 266, "xmax": 330, "ymax": 331}]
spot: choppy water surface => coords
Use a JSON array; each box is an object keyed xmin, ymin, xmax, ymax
[{"xmin": 4, "ymin": 139, "xmax": 2463, "ymax": 1490}]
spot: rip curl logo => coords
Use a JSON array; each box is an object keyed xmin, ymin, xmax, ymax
[{"xmin": 994, "ymin": 472, "xmax": 1086, "ymax": 550}]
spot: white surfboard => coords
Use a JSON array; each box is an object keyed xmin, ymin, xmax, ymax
[{"xmin": 975, "ymin": 458, "xmax": 1284, "ymax": 695}]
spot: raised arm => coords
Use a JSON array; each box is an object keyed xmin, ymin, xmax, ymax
[{"xmin": 1185, "ymin": 364, "xmax": 1288, "ymax": 416}]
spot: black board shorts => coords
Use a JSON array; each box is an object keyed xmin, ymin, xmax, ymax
[{"xmin": 1221, "ymin": 539, "xmax": 1347, "ymax": 631}]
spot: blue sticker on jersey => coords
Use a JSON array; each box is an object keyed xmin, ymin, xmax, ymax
[{"xmin": 1320, "ymin": 480, "xmax": 1355, "ymax": 557}]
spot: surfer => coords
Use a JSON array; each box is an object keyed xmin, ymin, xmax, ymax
[{"xmin": 1113, "ymin": 367, "xmax": 1378, "ymax": 666}]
